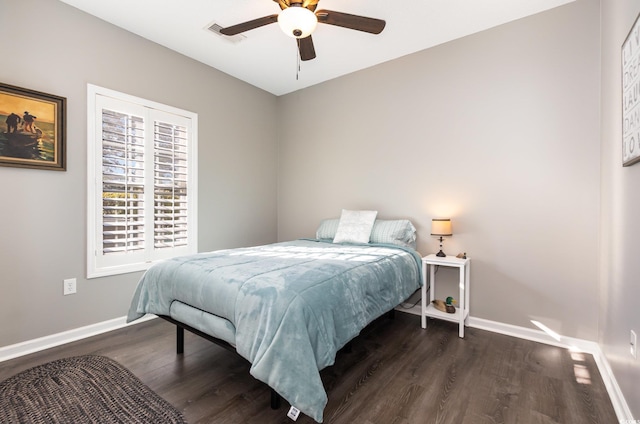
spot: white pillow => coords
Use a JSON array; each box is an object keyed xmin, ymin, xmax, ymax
[{"xmin": 333, "ymin": 209, "xmax": 378, "ymax": 244}]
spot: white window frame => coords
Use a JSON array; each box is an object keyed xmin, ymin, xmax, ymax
[{"xmin": 87, "ymin": 84, "xmax": 198, "ymax": 278}]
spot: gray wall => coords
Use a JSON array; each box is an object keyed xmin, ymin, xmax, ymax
[
  {"xmin": 3, "ymin": 0, "xmax": 638, "ymax": 417},
  {"xmin": 600, "ymin": 0, "xmax": 640, "ymax": 417},
  {"xmin": 278, "ymin": 0, "xmax": 602, "ymax": 340},
  {"xmin": 0, "ymin": 0, "xmax": 278, "ymax": 346}
]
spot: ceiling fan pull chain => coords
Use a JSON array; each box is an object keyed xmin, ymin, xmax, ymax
[{"xmin": 296, "ymin": 38, "xmax": 301, "ymax": 80}]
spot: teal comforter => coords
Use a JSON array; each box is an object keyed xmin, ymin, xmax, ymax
[{"xmin": 127, "ymin": 239, "xmax": 422, "ymax": 422}]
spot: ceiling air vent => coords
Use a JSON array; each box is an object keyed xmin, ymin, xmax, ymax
[{"xmin": 206, "ymin": 22, "xmax": 246, "ymax": 44}]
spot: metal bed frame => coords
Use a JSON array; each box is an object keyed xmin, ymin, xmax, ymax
[{"xmin": 158, "ymin": 309, "xmax": 395, "ymax": 413}]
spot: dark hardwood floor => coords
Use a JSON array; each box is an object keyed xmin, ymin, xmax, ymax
[{"xmin": 0, "ymin": 313, "xmax": 617, "ymax": 424}]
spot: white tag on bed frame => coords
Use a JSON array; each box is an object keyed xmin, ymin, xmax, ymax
[{"xmin": 287, "ymin": 406, "xmax": 301, "ymax": 421}]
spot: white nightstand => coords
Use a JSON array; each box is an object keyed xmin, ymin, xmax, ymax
[{"xmin": 421, "ymin": 254, "xmax": 471, "ymax": 338}]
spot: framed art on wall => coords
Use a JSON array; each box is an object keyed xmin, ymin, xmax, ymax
[
  {"xmin": 622, "ymin": 13, "xmax": 640, "ymax": 167},
  {"xmin": 0, "ymin": 83, "xmax": 66, "ymax": 171}
]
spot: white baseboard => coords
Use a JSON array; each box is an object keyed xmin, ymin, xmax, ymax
[
  {"xmin": 589, "ymin": 343, "xmax": 635, "ymax": 421},
  {"xmin": 0, "ymin": 314, "xmax": 156, "ymax": 363},
  {"xmin": 468, "ymin": 316, "xmax": 599, "ymax": 352}
]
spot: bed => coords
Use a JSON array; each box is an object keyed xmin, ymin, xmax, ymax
[{"xmin": 127, "ymin": 214, "xmax": 421, "ymax": 422}]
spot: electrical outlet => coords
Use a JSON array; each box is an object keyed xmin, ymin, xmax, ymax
[
  {"xmin": 631, "ymin": 330, "xmax": 637, "ymax": 359},
  {"xmin": 63, "ymin": 278, "xmax": 76, "ymax": 295}
]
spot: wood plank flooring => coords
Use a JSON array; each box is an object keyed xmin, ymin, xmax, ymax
[{"xmin": 0, "ymin": 313, "xmax": 617, "ymax": 424}]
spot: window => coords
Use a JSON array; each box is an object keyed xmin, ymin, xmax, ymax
[{"xmin": 87, "ymin": 85, "xmax": 198, "ymax": 278}]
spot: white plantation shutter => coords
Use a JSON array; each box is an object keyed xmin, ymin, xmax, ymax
[
  {"xmin": 87, "ymin": 85, "xmax": 197, "ymax": 278},
  {"xmin": 101, "ymin": 109, "xmax": 146, "ymax": 255},
  {"xmin": 153, "ymin": 119, "xmax": 189, "ymax": 250}
]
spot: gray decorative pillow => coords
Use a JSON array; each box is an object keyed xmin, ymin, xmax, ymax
[
  {"xmin": 370, "ymin": 219, "xmax": 417, "ymax": 249},
  {"xmin": 316, "ymin": 218, "xmax": 340, "ymax": 240},
  {"xmin": 332, "ymin": 210, "xmax": 378, "ymax": 244}
]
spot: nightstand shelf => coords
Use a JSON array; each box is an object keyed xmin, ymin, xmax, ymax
[{"xmin": 421, "ymin": 254, "xmax": 471, "ymax": 338}]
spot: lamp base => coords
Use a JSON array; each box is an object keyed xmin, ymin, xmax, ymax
[{"xmin": 436, "ymin": 250, "xmax": 446, "ymax": 257}]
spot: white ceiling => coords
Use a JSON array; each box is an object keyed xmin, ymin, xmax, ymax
[{"xmin": 59, "ymin": 0, "xmax": 574, "ymax": 96}]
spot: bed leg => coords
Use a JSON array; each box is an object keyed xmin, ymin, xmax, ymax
[
  {"xmin": 177, "ymin": 326, "xmax": 184, "ymax": 354},
  {"xmin": 270, "ymin": 388, "xmax": 281, "ymax": 409}
]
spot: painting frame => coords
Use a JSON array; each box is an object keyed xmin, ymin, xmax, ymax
[
  {"xmin": 0, "ymin": 83, "xmax": 66, "ymax": 171},
  {"xmin": 622, "ymin": 12, "xmax": 640, "ymax": 167}
]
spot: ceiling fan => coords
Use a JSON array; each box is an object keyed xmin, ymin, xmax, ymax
[{"xmin": 219, "ymin": 0, "xmax": 386, "ymax": 61}]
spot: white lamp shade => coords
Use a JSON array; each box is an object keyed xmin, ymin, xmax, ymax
[
  {"xmin": 277, "ymin": 6, "xmax": 318, "ymax": 38},
  {"xmin": 431, "ymin": 219, "xmax": 452, "ymax": 236}
]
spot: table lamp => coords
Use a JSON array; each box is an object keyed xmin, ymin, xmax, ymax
[{"xmin": 431, "ymin": 218, "xmax": 452, "ymax": 257}]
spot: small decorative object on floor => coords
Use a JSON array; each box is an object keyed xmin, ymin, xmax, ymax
[{"xmin": 0, "ymin": 355, "xmax": 187, "ymax": 424}]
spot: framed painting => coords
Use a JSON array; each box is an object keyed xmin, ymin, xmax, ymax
[
  {"xmin": 0, "ymin": 83, "xmax": 66, "ymax": 170},
  {"xmin": 622, "ymin": 12, "xmax": 640, "ymax": 167}
]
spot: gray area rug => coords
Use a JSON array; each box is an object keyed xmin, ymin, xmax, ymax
[{"xmin": 0, "ymin": 355, "xmax": 187, "ymax": 423}]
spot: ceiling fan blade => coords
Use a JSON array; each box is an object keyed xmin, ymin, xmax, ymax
[
  {"xmin": 298, "ymin": 35, "xmax": 316, "ymax": 61},
  {"xmin": 219, "ymin": 14, "xmax": 279, "ymax": 36},
  {"xmin": 315, "ymin": 9, "xmax": 386, "ymax": 34}
]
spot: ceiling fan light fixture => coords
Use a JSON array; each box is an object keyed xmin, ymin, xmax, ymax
[{"xmin": 277, "ymin": 6, "xmax": 317, "ymax": 38}]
